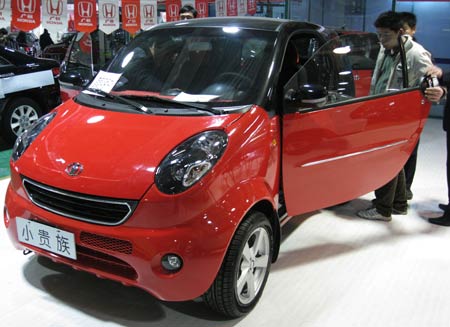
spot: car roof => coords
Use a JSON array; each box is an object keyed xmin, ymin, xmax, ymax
[
  {"xmin": 148, "ymin": 17, "xmax": 324, "ymax": 33},
  {"xmin": 0, "ymin": 46, "xmax": 58, "ymax": 67}
]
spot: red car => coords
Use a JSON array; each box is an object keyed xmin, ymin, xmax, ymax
[{"xmin": 4, "ymin": 17, "xmax": 431, "ymax": 317}]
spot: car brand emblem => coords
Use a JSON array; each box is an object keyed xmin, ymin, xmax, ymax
[
  {"xmin": 17, "ymin": 0, "xmax": 36, "ymax": 14},
  {"xmin": 125, "ymin": 4, "xmax": 137, "ymax": 19},
  {"xmin": 46, "ymin": 0, "xmax": 63, "ymax": 16},
  {"xmin": 102, "ymin": 3, "xmax": 116, "ymax": 18},
  {"xmin": 65, "ymin": 162, "xmax": 84, "ymax": 176},
  {"xmin": 78, "ymin": 1, "xmax": 93, "ymax": 18},
  {"xmin": 142, "ymin": 4, "xmax": 154, "ymax": 18}
]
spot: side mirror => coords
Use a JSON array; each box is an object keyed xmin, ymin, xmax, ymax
[
  {"xmin": 59, "ymin": 71, "xmax": 85, "ymax": 87},
  {"xmin": 285, "ymin": 84, "xmax": 328, "ymax": 111}
]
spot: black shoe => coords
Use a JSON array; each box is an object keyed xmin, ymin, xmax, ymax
[
  {"xmin": 429, "ymin": 215, "xmax": 450, "ymax": 226},
  {"xmin": 438, "ymin": 203, "xmax": 448, "ymax": 211},
  {"xmin": 406, "ymin": 189, "xmax": 413, "ymax": 200}
]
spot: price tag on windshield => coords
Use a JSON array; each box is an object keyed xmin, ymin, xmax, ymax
[{"xmin": 88, "ymin": 70, "xmax": 122, "ymax": 93}]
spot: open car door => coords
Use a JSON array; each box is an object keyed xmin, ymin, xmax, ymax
[{"xmin": 281, "ymin": 34, "xmax": 431, "ymax": 216}]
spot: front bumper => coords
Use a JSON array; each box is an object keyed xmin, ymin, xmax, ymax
[{"xmin": 4, "ymin": 178, "xmax": 237, "ymax": 301}]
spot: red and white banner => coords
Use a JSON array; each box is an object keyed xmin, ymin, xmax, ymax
[
  {"xmin": 42, "ymin": 0, "xmax": 66, "ymax": 35},
  {"xmin": 0, "ymin": 0, "xmax": 12, "ymax": 26},
  {"xmin": 140, "ymin": 0, "xmax": 157, "ymax": 30},
  {"xmin": 227, "ymin": 0, "xmax": 238, "ymax": 16},
  {"xmin": 122, "ymin": 0, "xmax": 140, "ymax": 34},
  {"xmin": 165, "ymin": 0, "xmax": 181, "ymax": 22},
  {"xmin": 247, "ymin": 0, "xmax": 256, "ymax": 15},
  {"xmin": 196, "ymin": 0, "xmax": 208, "ymax": 18},
  {"xmin": 237, "ymin": 0, "xmax": 247, "ymax": 16},
  {"xmin": 74, "ymin": 0, "xmax": 97, "ymax": 33},
  {"xmin": 12, "ymin": 0, "xmax": 41, "ymax": 31},
  {"xmin": 98, "ymin": 0, "xmax": 119, "ymax": 34},
  {"xmin": 215, "ymin": 0, "xmax": 226, "ymax": 16}
]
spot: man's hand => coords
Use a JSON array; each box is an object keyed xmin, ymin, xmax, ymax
[
  {"xmin": 426, "ymin": 65, "xmax": 443, "ymax": 79},
  {"xmin": 425, "ymin": 86, "xmax": 444, "ymax": 103}
]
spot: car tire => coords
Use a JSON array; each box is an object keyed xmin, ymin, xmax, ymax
[
  {"xmin": 1, "ymin": 97, "xmax": 42, "ymax": 145},
  {"xmin": 203, "ymin": 211, "xmax": 273, "ymax": 318}
]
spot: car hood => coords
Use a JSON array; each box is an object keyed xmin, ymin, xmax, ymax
[{"xmin": 18, "ymin": 101, "xmax": 242, "ymax": 199}]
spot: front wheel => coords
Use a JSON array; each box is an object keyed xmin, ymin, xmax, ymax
[
  {"xmin": 203, "ymin": 211, "xmax": 273, "ymax": 318},
  {"xmin": 1, "ymin": 97, "xmax": 42, "ymax": 145}
]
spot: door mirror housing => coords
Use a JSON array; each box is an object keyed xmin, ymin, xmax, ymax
[
  {"xmin": 285, "ymin": 84, "xmax": 328, "ymax": 111},
  {"xmin": 59, "ymin": 71, "xmax": 85, "ymax": 87}
]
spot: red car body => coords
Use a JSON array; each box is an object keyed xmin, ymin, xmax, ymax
[{"xmin": 4, "ymin": 18, "xmax": 431, "ymax": 317}]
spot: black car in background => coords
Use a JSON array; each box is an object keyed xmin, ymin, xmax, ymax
[{"xmin": 0, "ymin": 46, "xmax": 61, "ymax": 145}]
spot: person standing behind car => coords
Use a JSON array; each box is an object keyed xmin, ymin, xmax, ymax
[
  {"xmin": 39, "ymin": 29, "xmax": 54, "ymax": 51},
  {"xmin": 400, "ymin": 12, "xmax": 419, "ymax": 200},
  {"xmin": 424, "ymin": 66, "xmax": 450, "ymax": 226},
  {"xmin": 357, "ymin": 11, "xmax": 433, "ymax": 221},
  {"xmin": 179, "ymin": 5, "xmax": 197, "ymax": 20},
  {"xmin": 15, "ymin": 30, "xmax": 27, "ymax": 53}
]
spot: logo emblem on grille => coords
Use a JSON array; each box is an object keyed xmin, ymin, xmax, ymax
[{"xmin": 65, "ymin": 162, "xmax": 84, "ymax": 176}]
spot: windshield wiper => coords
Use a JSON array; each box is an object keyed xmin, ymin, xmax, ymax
[
  {"xmin": 129, "ymin": 95, "xmax": 224, "ymax": 115},
  {"xmin": 84, "ymin": 88, "xmax": 153, "ymax": 114}
]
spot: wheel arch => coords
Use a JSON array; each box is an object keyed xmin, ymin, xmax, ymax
[{"xmin": 4, "ymin": 90, "xmax": 47, "ymax": 112}]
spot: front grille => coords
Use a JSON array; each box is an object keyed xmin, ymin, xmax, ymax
[
  {"xmin": 23, "ymin": 178, "xmax": 138, "ymax": 225},
  {"xmin": 80, "ymin": 232, "xmax": 133, "ymax": 254}
]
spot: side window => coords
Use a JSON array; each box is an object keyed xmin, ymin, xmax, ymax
[
  {"xmin": 283, "ymin": 33, "xmax": 384, "ymax": 113},
  {"xmin": 278, "ymin": 35, "xmax": 321, "ymax": 99}
]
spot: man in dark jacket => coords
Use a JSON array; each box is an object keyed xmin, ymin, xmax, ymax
[
  {"xmin": 424, "ymin": 65, "xmax": 450, "ymax": 226},
  {"xmin": 39, "ymin": 29, "xmax": 54, "ymax": 51}
]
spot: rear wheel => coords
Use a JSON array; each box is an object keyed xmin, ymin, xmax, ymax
[
  {"xmin": 1, "ymin": 97, "xmax": 42, "ymax": 145},
  {"xmin": 203, "ymin": 211, "xmax": 273, "ymax": 318}
]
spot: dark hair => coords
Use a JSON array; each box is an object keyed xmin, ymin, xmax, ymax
[
  {"xmin": 0, "ymin": 28, "xmax": 8, "ymax": 35},
  {"xmin": 400, "ymin": 11, "xmax": 417, "ymax": 28},
  {"xmin": 374, "ymin": 11, "xmax": 403, "ymax": 32},
  {"xmin": 180, "ymin": 5, "xmax": 198, "ymax": 18}
]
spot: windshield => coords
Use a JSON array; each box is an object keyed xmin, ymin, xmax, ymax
[{"xmin": 105, "ymin": 27, "xmax": 276, "ymax": 107}]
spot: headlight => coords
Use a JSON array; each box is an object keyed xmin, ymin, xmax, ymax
[
  {"xmin": 12, "ymin": 111, "xmax": 57, "ymax": 162},
  {"xmin": 155, "ymin": 130, "xmax": 228, "ymax": 194}
]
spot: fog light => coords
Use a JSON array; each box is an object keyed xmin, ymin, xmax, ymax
[{"xmin": 161, "ymin": 254, "xmax": 183, "ymax": 272}]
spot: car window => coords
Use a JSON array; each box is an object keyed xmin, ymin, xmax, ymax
[
  {"xmin": 283, "ymin": 33, "xmax": 412, "ymax": 112},
  {"xmin": 339, "ymin": 33, "xmax": 379, "ymax": 70},
  {"xmin": 104, "ymin": 27, "xmax": 277, "ymax": 107}
]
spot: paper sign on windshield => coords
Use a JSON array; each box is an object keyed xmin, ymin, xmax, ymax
[{"xmin": 87, "ymin": 70, "xmax": 122, "ymax": 93}]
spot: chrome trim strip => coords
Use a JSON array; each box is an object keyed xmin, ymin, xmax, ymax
[
  {"xmin": 22, "ymin": 178, "xmax": 135, "ymax": 226},
  {"xmin": 301, "ymin": 140, "xmax": 408, "ymax": 167}
]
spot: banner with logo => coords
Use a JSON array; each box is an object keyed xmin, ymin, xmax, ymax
[
  {"xmin": 122, "ymin": 0, "xmax": 140, "ymax": 34},
  {"xmin": 98, "ymin": 0, "xmax": 119, "ymax": 34},
  {"xmin": 74, "ymin": 0, "xmax": 96, "ymax": 33},
  {"xmin": 227, "ymin": 0, "xmax": 237, "ymax": 16},
  {"xmin": 247, "ymin": 0, "xmax": 256, "ymax": 15},
  {"xmin": 140, "ymin": 0, "xmax": 157, "ymax": 30},
  {"xmin": 237, "ymin": 0, "xmax": 247, "ymax": 16},
  {"xmin": 12, "ymin": 0, "xmax": 41, "ymax": 31},
  {"xmin": 0, "ymin": 0, "xmax": 12, "ymax": 27},
  {"xmin": 165, "ymin": 0, "xmax": 181, "ymax": 22},
  {"xmin": 195, "ymin": 0, "xmax": 208, "ymax": 18},
  {"xmin": 215, "ymin": 0, "xmax": 226, "ymax": 16},
  {"xmin": 42, "ymin": 0, "xmax": 66, "ymax": 35}
]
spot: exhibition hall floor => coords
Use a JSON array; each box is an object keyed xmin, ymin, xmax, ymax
[{"xmin": 1, "ymin": 117, "xmax": 450, "ymax": 327}]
